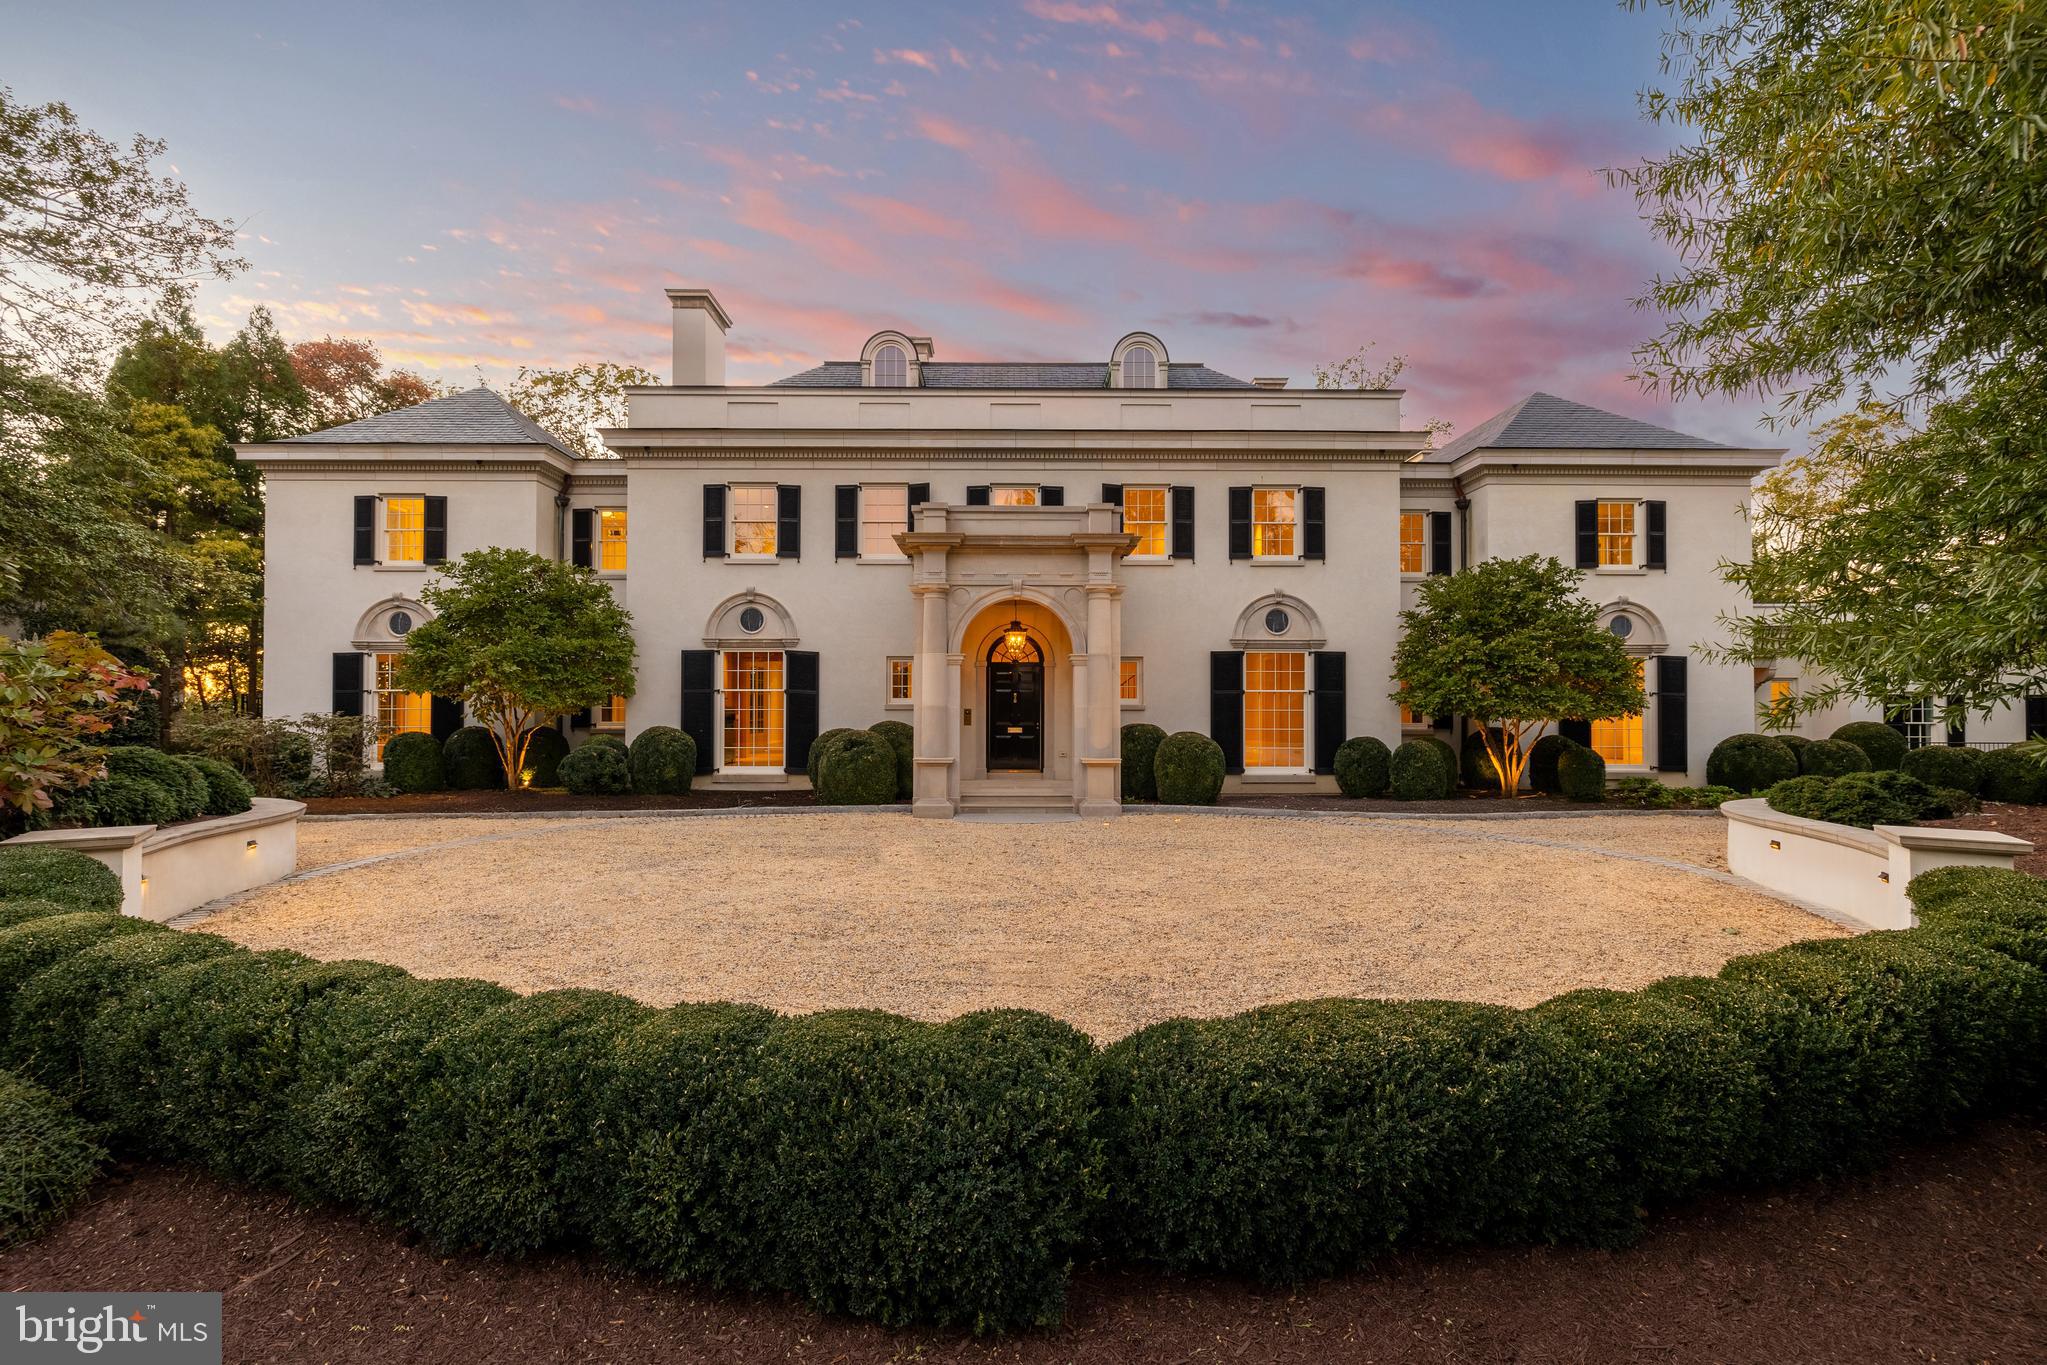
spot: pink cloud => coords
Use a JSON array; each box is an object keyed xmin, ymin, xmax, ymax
[
  {"xmin": 876, "ymin": 48, "xmax": 940, "ymax": 72},
  {"xmin": 838, "ymin": 193, "xmax": 975, "ymax": 240},
  {"xmin": 1023, "ymin": 1, "xmax": 1170, "ymax": 44},
  {"xmin": 1362, "ymin": 96, "xmax": 1613, "ymax": 193}
]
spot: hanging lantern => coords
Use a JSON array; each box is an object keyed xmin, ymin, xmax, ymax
[{"xmin": 994, "ymin": 620, "xmax": 1035, "ymax": 663}]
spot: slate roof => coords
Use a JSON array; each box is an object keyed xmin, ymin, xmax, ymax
[
  {"xmin": 278, "ymin": 386, "xmax": 577, "ymax": 458},
  {"xmin": 769, "ymin": 361, "xmax": 1255, "ymax": 390},
  {"xmin": 1424, "ymin": 392, "xmax": 1733, "ymax": 463}
]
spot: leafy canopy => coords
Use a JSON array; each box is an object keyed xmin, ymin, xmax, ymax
[
  {"xmin": 396, "ymin": 549, "xmax": 636, "ymax": 788},
  {"xmin": 0, "ymin": 631, "xmax": 151, "ymax": 830},
  {"xmin": 505, "ymin": 362, "xmax": 657, "ymax": 460}
]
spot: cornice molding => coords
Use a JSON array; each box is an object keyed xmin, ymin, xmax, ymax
[{"xmin": 1456, "ymin": 463, "xmax": 1769, "ymax": 490}]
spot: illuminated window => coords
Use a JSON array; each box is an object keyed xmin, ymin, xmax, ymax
[
  {"xmin": 886, "ymin": 657, "xmax": 913, "ymax": 706},
  {"xmin": 1119, "ymin": 486, "xmax": 1168, "ymax": 557},
  {"xmin": 384, "ymin": 497, "xmax": 425, "ymax": 563},
  {"xmin": 1765, "ymin": 678, "xmax": 1792, "ymax": 723},
  {"xmin": 1252, "ymin": 488, "xmax": 1297, "ymax": 559},
  {"xmin": 730, "ymin": 485, "xmax": 778, "ymax": 557},
  {"xmin": 861, "ymin": 485, "xmax": 909, "ymax": 559},
  {"xmin": 873, "ymin": 343, "xmax": 907, "ymax": 387},
  {"xmin": 598, "ymin": 509, "xmax": 628, "ymax": 572},
  {"xmin": 1398, "ymin": 680, "xmax": 1425, "ymax": 727},
  {"xmin": 1119, "ymin": 658, "xmax": 1142, "ymax": 705},
  {"xmin": 1122, "ymin": 345, "xmax": 1157, "ymax": 388},
  {"xmin": 1591, "ymin": 659, "xmax": 1645, "ymax": 765},
  {"xmin": 372, "ymin": 652, "xmax": 430, "ymax": 758},
  {"xmin": 990, "ymin": 485, "xmax": 1039, "ymax": 507},
  {"xmin": 722, "ymin": 650, "xmax": 785, "ymax": 769},
  {"xmin": 1399, "ymin": 511, "xmax": 1426, "ymax": 574},
  {"xmin": 1243, "ymin": 650, "xmax": 1307, "ymax": 770},
  {"xmin": 1597, "ymin": 500, "xmax": 1637, "ymax": 567},
  {"xmin": 595, "ymin": 695, "xmax": 626, "ymax": 730}
]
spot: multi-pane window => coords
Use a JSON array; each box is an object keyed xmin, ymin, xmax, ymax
[
  {"xmin": 1123, "ymin": 487, "xmax": 1167, "ymax": 557},
  {"xmin": 1243, "ymin": 650, "xmax": 1307, "ymax": 769},
  {"xmin": 1597, "ymin": 500, "xmax": 1637, "ymax": 567},
  {"xmin": 861, "ymin": 485, "xmax": 910, "ymax": 559},
  {"xmin": 887, "ymin": 657, "xmax": 913, "ymax": 705},
  {"xmin": 1252, "ymin": 488, "xmax": 1297, "ymax": 559},
  {"xmin": 598, "ymin": 509, "xmax": 628, "ymax": 572},
  {"xmin": 1398, "ymin": 511, "xmax": 1426, "ymax": 574},
  {"xmin": 1592, "ymin": 659, "xmax": 1645, "ymax": 765},
  {"xmin": 1765, "ymin": 679, "xmax": 1793, "ymax": 723},
  {"xmin": 730, "ymin": 485, "xmax": 778, "ymax": 556},
  {"xmin": 990, "ymin": 485, "xmax": 1039, "ymax": 507},
  {"xmin": 595, "ymin": 695, "xmax": 626, "ymax": 730},
  {"xmin": 372, "ymin": 652, "xmax": 429, "ymax": 759},
  {"xmin": 1893, "ymin": 699, "xmax": 1934, "ymax": 749},
  {"xmin": 873, "ymin": 343, "xmax": 907, "ymax": 387},
  {"xmin": 385, "ymin": 497, "xmax": 425, "ymax": 563},
  {"xmin": 1122, "ymin": 345, "xmax": 1157, "ymax": 388},
  {"xmin": 1119, "ymin": 658, "xmax": 1142, "ymax": 705},
  {"xmin": 722, "ymin": 650, "xmax": 785, "ymax": 769}
]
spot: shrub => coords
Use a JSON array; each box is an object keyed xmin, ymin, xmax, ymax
[
  {"xmin": 1418, "ymin": 734, "xmax": 1459, "ymax": 790},
  {"xmin": 814, "ymin": 730, "xmax": 899, "ymax": 805},
  {"xmin": 1908, "ymin": 868, "xmax": 2047, "ymax": 972},
  {"xmin": 1460, "ymin": 728, "xmax": 1506, "ymax": 789},
  {"xmin": 628, "ymin": 726, "xmax": 696, "ymax": 795},
  {"xmin": 1799, "ymin": 738, "xmax": 1872, "ymax": 777},
  {"xmin": 1527, "ymin": 734, "xmax": 1578, "ymax": 794},
  {"xmin": 0, "ymin": 848, "xmax": 123, "ymax": 913},
  {"xmin": 1608, "ymin": 778, "xmax": 1738, "ymax": 810},
  {"xmin": 0, "ymin": 913, "xmax": 159, "ymax": 1040},
  {"xmin": 443, "ymin": 726, "xmax": 505, "ymax": 790},
  {"xmin": 1153, "ymin": 732, "xmax": 1225, "ymax": 806},
  {"xmin": 1764, "ymin": 770, "xmax": 1953, "ymax": 828},
  {"xmin": 560, "ymin": 735, "xmax": 632, "ymax": 795},
  {"xmin": 0, "ymin": 900, "xmax": 71, "ymax": 931},
  {"xmin": 1704, "ymin": 733, "xmax": 1799, "ymax": 793},
  {"xmin": 1775, "ymin": 733, "xmax": 1811, "ymax": 761},
  {"xmin": 869, "ymin": 720, "xmax": 915, "ymax": 800},
  {"xmin": 1388, "ymin": 739, "xmax": 1453, "ymax": 801},
  {"xmin": 1333, "ymin": 736, "xmax": 1391, "ymax": 799},
  {"xmin": 1831, "ymin": 721, "xmax": 1909, "ymax": 770},
  {"xmin": 102, "ymin": 747, "xmax": 206, "ymax": 821},
  {"xmin": 1557, "ymin": 744, "xmax": 1607, "ymax": 802},
  {"xmin": 183, "ymin": 754, "xmax": 256, "ymax": 816},
  {"xmin": 380, "ymin": 732, "xmax": 445, "ymax": 793},
  {"xmin": 3, "ymin": 930, "xmax": 239, "ymax": 1091},
  {"xmin": 0, "ymin": 1070, "xmax": 102, "ymax": 1247},
  {"xmin": 1900, "ymin": 744, "xmax": 1986, "ymax": 795},
  {"xmin": 1120, "ymin": 724, "xmax": 1167, "ymax": 802},
  {"xmin": 805, "ymin": 727, "xmax": 862, "ymax": 788},
  {"xmin": 519, "ymin": 727, "xmax": 570, "ymax": 787},
  {"xmin": 56, "ymin": 773, "xmax": 179, "ymax": 828},
  {"xmin": 1980, "ymin": 747, "xmax": 2047, "ymax": 804}
]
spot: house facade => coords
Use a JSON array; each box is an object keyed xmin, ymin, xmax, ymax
[{"xmin": 242, "ymin": 284, "xmax": 1917, "ymax": 816}]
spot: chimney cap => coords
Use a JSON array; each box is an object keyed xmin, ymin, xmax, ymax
[
  {"xmin": 664, "ymin": 287, "xmax": 733, "ymax": 331},
  {"xmin": 1252, "ymin": 376, "xmax": 1289, "ymax": 389}
]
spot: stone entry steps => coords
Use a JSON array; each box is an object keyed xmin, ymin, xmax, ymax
[{"xmin": 958, "ymin": 777, "xmax": 1074, "ymax": 815}]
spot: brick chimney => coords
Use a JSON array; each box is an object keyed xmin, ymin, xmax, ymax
[{"xmin": 665, "ymin": 287, "xmax": 732, "ymax": 386}]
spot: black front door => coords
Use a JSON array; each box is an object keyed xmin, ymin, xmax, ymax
[{"xmin": 987, "ymin": 660, "xmax": 1044, "ymax": 771}]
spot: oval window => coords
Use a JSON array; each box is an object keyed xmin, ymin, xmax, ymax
[
  {"xmin": 388, "ymin": 610, "xmax": 413, "ymax": 636},
  {"xmin": 739, "ymin": 605, "xmax": 766, "ymax": 634},
  {"xmin": 1608, "ymin": 615, "xmax": 1634, "ymax": 639},
  {"xmin": 1264, "ymin": 607, "xmax": 1291, "ymax": 635}
]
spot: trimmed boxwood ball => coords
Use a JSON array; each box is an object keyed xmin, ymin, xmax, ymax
[
  {"xmin": 1121, "ymin": 723, "xmax": 1168, "ymax": 802},
  {"xmin": 1557, "ymin": 744, "xmax": 1607, "ymax": 802},
  {"xmin": 0, "ymin": 1069, "xmax": 104, "ymax": 1248},
  {"xmin": 182, "ymin": 754, "xmax": 256, "ymax": 815},
  {"xmin": 1388, "ymin": 738, "xmax": 1453, "ymax": 801},
  {"xmin": 519, "ymin": 727, "xmax": 570, "ymax": 787},
  {"xmin": 1764, "ymin": 770, "xmax": 1953, "ymax": 828},
  {"xmin": 806, "ymin": 727, "xmax": 862, "ymax": 788},
  {"xmin": 1460, "ymin": 729, "xmax": 1507, "ymax": 789},
  {"xmin": 815, "ymin": 730, "xmax": 900, "ymax": 805},
  {"xmin": 102, "ymin": 747, "xmax": 206, "ymax": 821},
  {"xmin": 1154, "ymin": 731, "xmax": 1226, "ymax": 806},
  {"xmin": 628, "ymin": 726, "xmax": 695, "ymax": 795},
  {"xmin": 378, "ymin": 731, "xmax": 445, "ymax": 793},
  {"xmin": 560, "ymin": 735, "xmax": 632, "ymax": 795},
  {"xmin": 61, "ymin": 774, "xmax": 180, "ymax": 828},
  {"xmin": 443, "ymin": 726, "xmax": 504, "ymax": 790},
  {"xmin": 1419, "ymin": 734, "xmax": 1459, "ymax": 790},
  {"xmin": 1333, "ymin": 736, "xmax": 1391, "ymax": 798},
  {"xmin": 1798, "ymin": 737, "xmax": 1871, "ymax": 777},
  {"xmin": 1704, "ymin": 733, "xmax": 1800, "ymax": 793},
  {"xmin": 0, "ymin": 848, "xmax": 124, "ymax": 913},
  {"xmin": 1900, "ymin": 744, "xmax": 1986, "ymax": 795},
  {"xmin": 1776, "ymin": 733, "xmax": 1811, "ymax": 760},
  {"xmin": 1831, "ymin": 720, "xmax": 1908, "ymax": 771},
  {"xmin": 1527, "ymin": 734, "xmax": 1577, "ymax": 794},
  {"xmin": 869, "ymin": 720, "xmax": 915, "ymax": 800},
  {"xmin": 1979, "ymin": 747, "xmax": 2047, "ymax": 805}
]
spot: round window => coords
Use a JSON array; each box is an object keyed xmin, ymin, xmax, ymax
[
  {"xmin": 739, "ymin": 605, "xmax": 766, "ymax": 634},
  {"xmin": 1264, "ymin": 608, "xmax": 1291, "ymax": 635},
  {"xmin": 1608, "ymin": 614, "xmax": 1634, "ymax": 639},
  {"xmin": 388, "ymin": 610, "xmax": 413, "ymax": 636}
]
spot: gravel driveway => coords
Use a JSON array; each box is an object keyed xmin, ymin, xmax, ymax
[{"xmin": 210, "ymin": 811, "xmax": 1842, "ymax": 1040}]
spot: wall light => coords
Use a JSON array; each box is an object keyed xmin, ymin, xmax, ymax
[
  {"xmin": 246, "ymin": 838, "xmax": 259, "ymax": 851},
  {"xmin": 1768, "ymin": 839, "xmax": 1781, "ymax": 851}
]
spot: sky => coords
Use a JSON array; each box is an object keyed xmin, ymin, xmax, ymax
[{"xmin": 7, "ymin": 0, "xmax": 1784, "ymax": 446}]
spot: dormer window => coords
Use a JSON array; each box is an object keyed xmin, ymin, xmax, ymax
[
  {"xmin": 873, "ymin": 342, "xmax": 907, "ymax": 387},
  {"xmin": 1111, "ymin": 332, "xmax": 1168, "ymax": 389},
  {"xmin": 1122, "ymin": 345, "xmax": 1157, "ymax": 389}
]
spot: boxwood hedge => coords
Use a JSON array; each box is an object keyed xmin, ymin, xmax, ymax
[
  {"xmin": 1333, "ymin": 736, "xmax": 1391, "ymax": 798},
  {"xmin": 1798, "ymin": 737, "xmax": 1871, "ymax": 777},
  {"xmin": 380, "ymin": 732, "xmax": 445, "ymax": 794},
  {"xmin": 1388, "ymin": 738, "xmax": 1453, "ymax": 800},
  {"xmin": 628, "ymin": 726, "xmax": 696, "ymax": 795},
  {"xmin": 443, "ymin": 726, "xmax": 505, "ymax": 789},
  {"xmin": 869, "ymin": 721, "xmax": 915, "ymax": 800},
  {"xmin": 1153, "ymin": 732, "xmax": 1225, "ymax": 806},
  {"xmin": 560, "ymin": 735, "xmax": 632, "ymax": 795},
  {"xmin": 1831, "ymin": 720, "xmax": 1909, "ymax": 771},
  {"xmin": 0, "ymin": 1069, "xmax": 103, "ymax": 1248},
  {"xmin": 1527, "ymin": 734, "xmax": 1578, "ymax": 794},
  {"xmin": 1900, "ymin": 744, "xmax": 1986, "ymax": 795},
  {"xmin": 1120, "ymin": 724, "xmax": 1167, "ymax": 802},
  {"xmin": 1980, "ymin": 747, "xmax": 2047, "ymax": 805}
]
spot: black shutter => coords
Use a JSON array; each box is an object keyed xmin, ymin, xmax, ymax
[
  {"xmin": 1433, "ymin": 712, "xmax": 1454, "ymax": 732},
  {"xmin": 1559, "ymin": 717, "xmax": 1592, "ymax": 747},
  {"xmin": 571, "ymin": 509, "xmax": 594, "ymax": 567},
  {"xmin": 835, "ymin": 485, "xmax": 859, "ymax": 559},
  {"xmin": 1302, "ymin": 487, "xmax": 1326, "ymax": 560},
  {"xmin": 1102, "ymin": 483, "xmax": 1123, "ymax": 506},
  {"xmin": 331, "ymin": 653, "xmax": 364, "ymax": 717},
  {"xmin": 908, "ymin": 482, "xmax": 930, "ymax": 516},
  {"xmin": 423, "ymin": 496, "xmax": 447, "ymax": 564},
  {"xmin": 776, "ymin": 485, "xmax": 801, "ymax": 559},
  {"xmin": 567, "ymin": 706, "xmax": 592, "ymax": 731},
  {"xmin": 680, "ymin": 650, "xmax": 717, "ymax": 773},
  {"xmin": 1947, "ymin": 695, "xmax": 1967, "ymax": 747},
  {"xmin": 1170, "ymin": 486, "xmax": 1195, "ymax": 559},
  {"xmin": 1653, "ymin": 655, "xmax": 1687, "ymax": 773},
  {"xmin": 1041, "ymin": 485, "xmax": 1064, "ymax": 506},
  {"xmin": 702, "ymin": 485, "xmax": 726, "ymax": 559},
  {"xmin": 1312, "ymin": 651, "xmax": 1346, "ymax": 774},
  {"xmin": 2027, "ymin": 695, "xmax": 2047, "ymax": 741},
  {"xmin": 353, "ymin": 496, "xmax": 376, "ymax": 565},
  {"xmin": 966, "ymin": 485, "xmax": 991, "ymax": 505},
  {"xmin": 1644, "ymin": 500, "xmax": 1667, "ymax": 570},
  {"xmin": 784, "ymin": 650, "xmax": 820, "ymax": 776},
  {"xmin": 1210, "ymin": 651, "xmax": 1244, "ymax": 775},
  {"xmin": 429, "ymin": 693, "xmax": 462, "ymax": 741},
  {"xmin": 1428, "ymin": 510, "xmax": 1452, "ymax": 576},
  {"xmin": 1227, "ymin": 487, "xmax": 1252, "ymax": 560},
  {"xmin": 1575, "ymin": 500, "xmax": 1598, "ymax": 568}
]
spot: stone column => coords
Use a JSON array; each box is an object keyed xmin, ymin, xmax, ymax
[
  {"xmin": 1077, "ymin": 582, "xmax": 1123, "ymax": 817},
  {"xmin": 911, "ymin": 582, "xmax": 955, "ymax": 817}
]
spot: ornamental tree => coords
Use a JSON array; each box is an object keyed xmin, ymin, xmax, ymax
[
  {"xmin": 1391, "ymin": 556, "xmax": 1644, "ymax": 797},
  {"xmin": 395, "ymin": 549, "xmax": 635, "ymax": 789},
  {"xmin": 0, "ymin": 631, "xmax": 153, "ymax": 830}
]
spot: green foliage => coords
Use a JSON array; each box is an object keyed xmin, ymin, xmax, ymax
[
  {"xmin": 1333, "ymin": 736, "xmax": 1391, "ymax": 799},
  {"xmin": 1608, "ymin": 777, "xmax": 1737, "ymax": 810},
  {"xmin": 1705, "ymin": 733, "xmax": 1799, "ymax": 793},
  {"xmin": 814, "ymin": 730, "xmax": 898, "ymax": 806},
  {"xmin": 1799, "ymin": 738, "xmax": 1871, "ymax": 777},
  {"xmin": 54, "ymin": 772, "xmax": 178, "ymax": 828},
  {"xmin": 1460, "ymin": 728, "xmax": 1506, "ymax": 789},
  {"xmin": 505, "ymin": 362, "xmax": 659, "ymax": 461},
  {"xmin": 1388, "ymin": 739, "xmax": 1454, "ymax": 801},
  {"xmin": 1419, "ymin": 734, "xmax": 1458, "ymax": 789},
  {"xmin": 1900, "ymin": 745, "xmax": 1986, "ymax": 796},
  {"xmin": 1527, "ymin": 734, "xmax": 1578, "ymax": 794},
  {"xmin": 518, "ymin": 727, "xmax": 569, "ymax": 787},
  {"xmin": 442, "ymin": 725, "xmax": 504, "ymax": 790},
  {"xmin": 1980, "ymin": 748, "xmax": 2047, "ymax": 805},
  {"xmin": 0, "ymin": 1070, "xmax": 102, "ymax": 1247},
  {"xmin": 0, "ymin": 913, "xmax": 159, "ymax": 1039},
  {"xmin": 1831, "ymin": 722, "xmax": 1907, "ymax": 771},
  {"xmin": 0, "ymin": 633, "xmax": 152, "ymax": 831},
  {"xmin": 805, "ymin": 727, "xmax": 861, "ymax": 788},
  {"xmin": 0, "ymin": 899, "xmax": 70, "ymax": 931},
  {"xmin": 183, "ymin": 754, "xmax": 254, "ymax": 815},
  {"xmin": 1764, "ymin": 770, "xmax": 1954, "ymax": 828},
  {"xmin": 2, "ymin": 929, "xmax": 237, "ymax": 1091},
  {"xmin": 1119, "ymin": 723, "xmax": 1167, "ymax": 802},
  {"xmin": 560, "ymin": 735, "xmax": 631, "ymax": 796},
  {"xmin": 1557, "ymin": 745, "xmax": 1607, "ymax": 802},
  {"xmin": 868, "ymin": 720, "xmax": 914, "ymax": 800},
  {"xmin": 1153, "ymin": 732, "xmax": 1225, "ymax": 806},
  {"xmin": 628, "ymin": 726, "xmax": 695, "ymax": 796},
  {"xmin": 102, "ymin": 746, "xmax": 204, "ymax": 821},
  {"xmin": 379, "ymin": 731, "xmax": 444, "ymax": 793},
  {"xmin": 0, "ymin": 847, "xmax": 123, "ymax": 912}
]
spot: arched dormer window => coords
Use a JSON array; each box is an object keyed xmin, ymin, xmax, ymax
[
  {"xmin": 1111, "ymin": 332, "xmax": 1168, "ymax": 389},
  {"xmin": 1122, "ymin": 345, "xmax": 1156, "ymax": 389},
  {"xmin": 873, "ymin": 342, "xmax": 907, "ymax": 387}
]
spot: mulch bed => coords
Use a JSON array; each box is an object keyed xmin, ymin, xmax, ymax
[
  {"xmin": 1216, "ymin": 792, "xmax": 1659, "ymax": 815},
  {"xmin": 1931, "ymin": 801, "xmax": 2047, "ymax": 876},
  {"xmin": 5, "ymin": 1121, "xmax": 2042, "ymax": 1364},
  {"xmin": 301, "ymin": 789, "xmax": 817, "ymax": 815}
]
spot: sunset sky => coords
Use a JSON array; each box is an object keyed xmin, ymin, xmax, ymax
[{"xmin": 11, "ymin": 0, "xmax": 1784, "ymax": 445}]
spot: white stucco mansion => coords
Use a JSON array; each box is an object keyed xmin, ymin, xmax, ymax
[{"xmin": 238, "ymin": 286, "xmax": 2041, "ymax": 816}]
